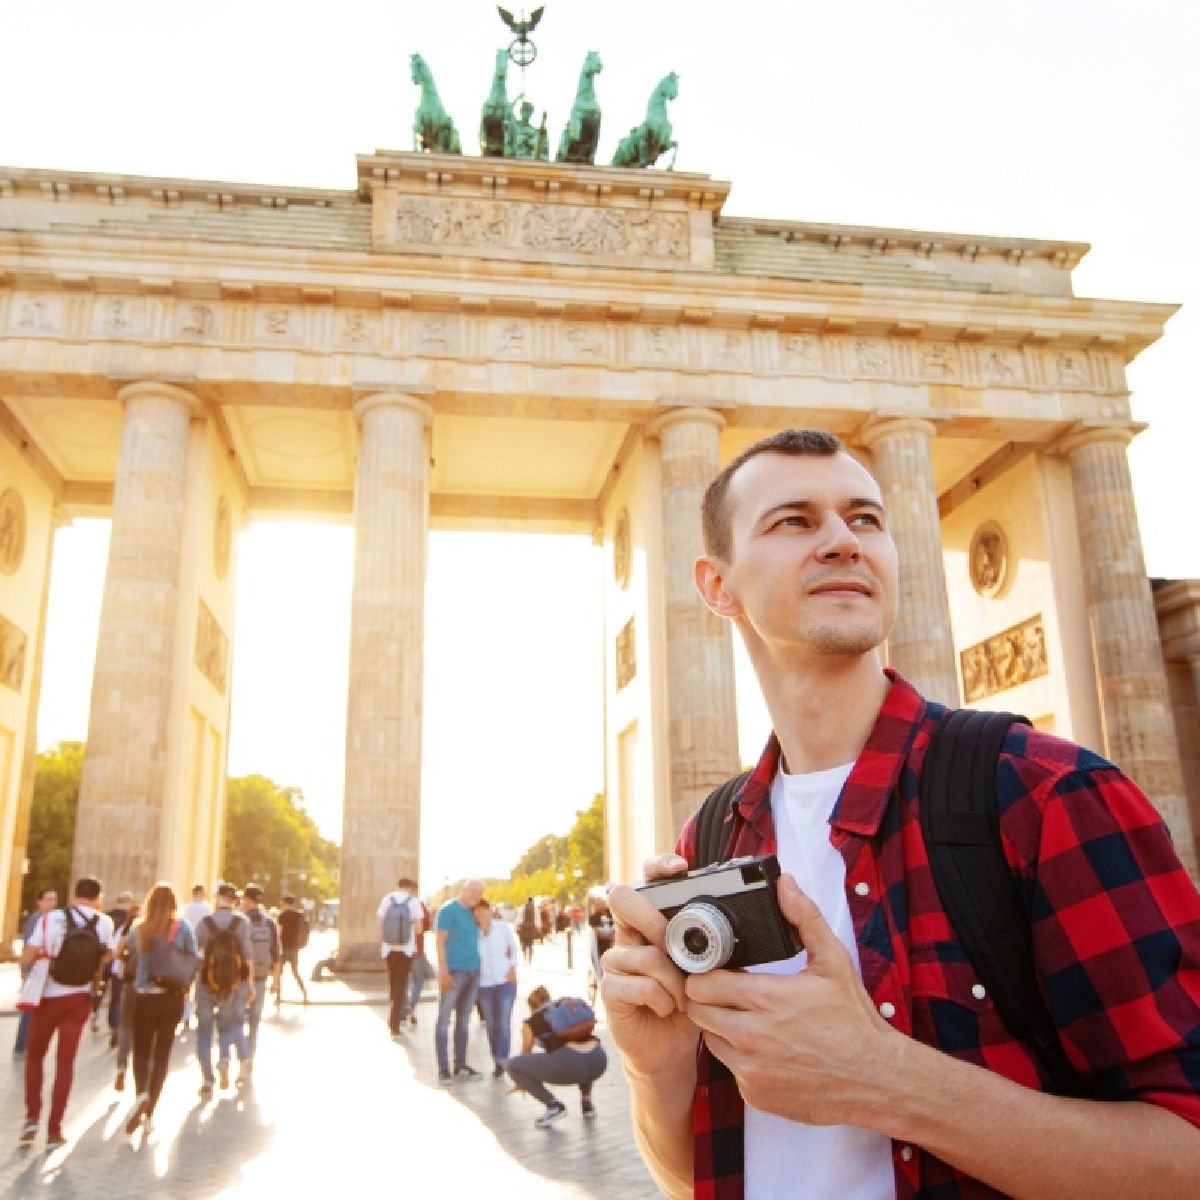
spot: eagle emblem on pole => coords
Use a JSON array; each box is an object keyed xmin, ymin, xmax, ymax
[{"xmin": 498, "ymin": 5, "xmax": 544, "ymax": 66}]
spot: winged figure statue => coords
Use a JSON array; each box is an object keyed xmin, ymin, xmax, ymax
[{"xmin": 497, "ymin": 6, "xmax": 544, "ymax": 41}]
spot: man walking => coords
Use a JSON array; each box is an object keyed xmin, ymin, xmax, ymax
[
  {"xmin": 194, "ymin": 882, "xmax": 253, "ymax": 1098},
  {"xmin": 275, "ymin": 894, "xmax": 309, "ymax": 1008},
  {"xmin": 603, "ymin": 429, "xmax": 1200, "ymax": 1198},
  {"xmin": 377, "ymin": 876, "xmax": 422, "ymax": 1040},
  {"xmin": 239, "ymin": 883, "xmax": 280, "ymax": 1081},
  {"xmin": 179, "ymin": 883, "xmax": 212, "ymax": 1029},
  {"xmin": 12, "ymin": 887, "xmax": 57, "ymax": 1057},
  {"xmin": 99, "ymin": 890, "xmax": 134, "ymax": 1041},
  {"xmin": 434, "ymin": 878, "xmax": 484, "ymax": 1084},
  {"xmin": 20, "ymin": 877, "xmax": 114, "ymax": 1149}
]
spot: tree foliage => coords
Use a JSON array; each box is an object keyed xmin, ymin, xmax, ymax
[
  {"xmin": 21, "ymin": 741, "xmax": 84, "ymax": 913},
  {"xmin": 222, "ymin": 774, "xmax": 340, "ymax": 904}
]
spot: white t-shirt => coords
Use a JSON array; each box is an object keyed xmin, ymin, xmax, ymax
[
  {"xmin": 377, "ymin": 891, "xmax": 423, "ymax": 957},
  {"xmin": 27, "ymin": 904, "xmax": 116, "ymax": 1000},
  {"xmin": 478, "ymin": 920, "xmax": 520, "ymax": 987},
  {"xmin": 181, "ymin": 899, "xmax": 213, "ymax": 931},
  {"xmin": 744, "ymin": 762, "xmax": 896, "ymax": 1200}
]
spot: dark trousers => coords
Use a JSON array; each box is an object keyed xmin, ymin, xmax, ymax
[
  {"xmin": 24, "ymin": 992, "xmax": 91, "ymax": 1134},
  {"xmin": 132, "ymin": 991, "xmax": 185, "ymax": 1111},
  {"xmin": 107, "ymin": 976, "xmax": 124, "ymax": 1032},
  {"xmin": 386, "ymin": 951, "xmax": 413, "ymax": 1034}
]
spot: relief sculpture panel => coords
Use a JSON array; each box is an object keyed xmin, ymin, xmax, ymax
[
  {"xmin": 960, "ymin": 614, "xmax": 1048, "ymax": 703},
  {"xmin": 0, "ymin": 614, "xmax": 27, "ymax": 693},
  {"xmin": 195, "ymin": 600, "xmax": 229, "ymax": 695},
  {"xmin": 387, "ymin": 196, "xmax": 689, "ymax": 262}
]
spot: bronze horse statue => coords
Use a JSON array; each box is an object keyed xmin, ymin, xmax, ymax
[
  {"xmin": 612, "ymin": 71, "xmax": 678, "ymax": 169},
  {"xmin": 479, "ymin": 49, "xmax": 511, "ymax": 156},
  {"xmin": 556, "ymin": 50, "xmax": 603, "ymax": 165},
  {"xmin": 411, "ymin": 53, "xmax": 461, "ymax": 155}
]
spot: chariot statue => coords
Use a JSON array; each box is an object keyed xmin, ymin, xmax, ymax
[
  {"xmin": 410, "ymin": 53, "xmax": 462, "ymax": 155},
  {"xmin": 556, "ymin": 50, "xmax": 603, "ymax": 165},
  {"xmin": 612, "ymin": 71, "xmax": 678, "ymax": 169}
]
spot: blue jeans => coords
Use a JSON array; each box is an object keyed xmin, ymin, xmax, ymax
[
  {"xmin": 195, "ymin": 983, "xmax": 248, "ymax": 1082},
  {"xmin": 13, "ymin": 1007, "xmax": 32, "ymax": 1054},
  {"xmin": 408, "ymin": 952, "xmax": 430, "ymax": 1014},
  {"xmin": 434, "ymin": 968, "xmax": 479, "ymax": 1075},
  {"xmin": 246, "ymin": 978, "xmax": 268, "ymax": 1061},
  {"xmin": 478, "ymin": 980, "xmax": 517, "ymax": 1069}
]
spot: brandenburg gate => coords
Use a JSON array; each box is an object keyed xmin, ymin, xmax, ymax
[{"xmin": 1, "ymin": 147, "xmax": 1197, "ymax": 957}]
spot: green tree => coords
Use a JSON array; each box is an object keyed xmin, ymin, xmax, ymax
[
  {"xmin": 222, "ymin": 775, "xmax": 339, "ymax": 905},
  {"xmin": 22, "ymin": 741, "xmax": 85, "ymax": 913}
]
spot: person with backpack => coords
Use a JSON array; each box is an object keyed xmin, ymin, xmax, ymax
[
  {"xmin": 275, "ymin": 893, "xmax": 310, "ymax": 1008},
  {"xmin": 122, "ymin": 883, "xmax": 199, "ymax": 1135},
  {"xmin": 109, "ymin": 900, "xmax": 140, "ymax": 1091},
  {"xmin": 194, "ymin": 882, "xmax": 254, "ymax": 1098},
  {"xmin": 377, "ymin": 876, "xmax": 423, "ymax": 1040},
  {"xmin": 505, "ymin": 985, "xmax": 606, "ymax": 1127},
  {"xmin": 238, "ymin": 883, "xmax": 280, "ymax": 1079},
  {"xmin": 602, "ymin": 429, "xmax": 1200, "ymax": 1199},
  {"xmin": 19, "ymin": 876, "xmax": 115, "ymax": 1149}
]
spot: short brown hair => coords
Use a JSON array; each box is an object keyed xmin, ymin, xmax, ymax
[{"xmin": 701, "ymin": 429, "xmax": 844, "ymax": 560}]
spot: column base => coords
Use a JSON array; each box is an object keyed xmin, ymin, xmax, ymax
[{"xmin": 329, "ymin": 943, "xmax": 389, "ymax": 974}]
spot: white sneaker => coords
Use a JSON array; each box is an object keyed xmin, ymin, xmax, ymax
[{"xmin": 535, "ymin": 1101, "xmax": 567, "ymax": 1128}]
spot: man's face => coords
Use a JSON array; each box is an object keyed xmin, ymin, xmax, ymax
[
  {"xmin": 708, "ymin": 451, "xmax": 898, "ymax": 660},
  {"xmin": 462, "ymin": 881, "xmax": 484, "ymax": 908},
  {"xmin": 38, "ymin": 891, "xmax": 57, "ymax": 912}
]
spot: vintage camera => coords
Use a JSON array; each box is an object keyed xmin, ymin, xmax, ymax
[{"xmin": 636, "ymin": 854, "xmax": 802, "ymax": 974}]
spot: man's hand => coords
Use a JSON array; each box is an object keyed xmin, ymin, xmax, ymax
[
  {"xmin": 439, "ymin": 970, "xmax": 454, "ymax": 994},
  {"xmin": 684, "ymin": 874, "xmax": 898, "ymax": 1127},
  {"xmin": 601, "ymin": 853, "xmax": 699, "ymax": 1077}
]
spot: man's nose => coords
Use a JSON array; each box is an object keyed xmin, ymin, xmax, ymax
[{"xmin": 816, "ymin": 514, "xmax": 861, "ymax": 560}]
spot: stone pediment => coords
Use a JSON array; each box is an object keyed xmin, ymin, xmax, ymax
[{"xmin": 357, "ymin": 150, "xmax": 728, "ymax": 269}]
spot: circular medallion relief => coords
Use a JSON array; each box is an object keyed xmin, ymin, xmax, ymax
[
  {"xmin": 969, "ymin": 521, "xmax": 1009, "ymax": 598},
  {"xmin": 613, "ymin": 508, "xmax": 631, "ymax": 590},
  {"xmin": 0, "ymin": 488, "xmax": 27, "ymax": 575},
  {"xmin": 214, "ymin": 495, "xmax": 232, "ymax": 581}
]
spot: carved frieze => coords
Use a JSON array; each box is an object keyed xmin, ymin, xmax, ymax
[
  {"xmin": 7, "ymin": 294, "xmax": 63, "ymax": 335},
  {"xmin": 980, "ymin": 346, "xmax": 1024, "ymax": 385},
  {"xmin": 563, "ymin": 323, "xmax": 608, "ymax": 361},
  {"xmin": 386, "ymin": 196, "xmax": 689, "ymax": 262},
  {"xmin": 781, "ymin": 334, "xmax": 824, "ymax": 374},
  {"xmin": 616, "ymin": 616, "xmax": 636, "ymax": 691},
  {"xmin": 91, "ymin": 297, "xmax": 148, "ymax": 338},
  {"xmin": 0, "ymin": 614, "xmax": 26, "ymax": 692},
  {"xmin": 195, "ymin": 600, "xmax": 229, "ymax": 694},
  {"xmin": 960, "ymin": 614, "xmax": 1048, "ymax": 703},
  {"xmin": 0, "ymin": 489, "xmax": 26, "ymax": 575},
  {"xmin": 854, "ymin": 337, "xmax": 892, "ymax": 377},
  {"xmin": 176, "ymin": 301, "xmax": 220, "ymax": 340},
  {"xmin": 1053, "ymin": 349, "xmax": 1090, "ymax": 387}
]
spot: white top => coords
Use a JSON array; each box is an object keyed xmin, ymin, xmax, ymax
[
  {"xmin": 181, "ymin": 899, "xmax": 213, "ymax": 931},
  {"xmin": 744, "ymin": 763, "xmax": 896, "ymax": 1200},
  {"xmin": 377, "ymin": 891, "xmax": 423, "ymax": 957},
  {"xmin": 478, "ymin": 920, "xmax": 520, "ymax": 987},
  {"xmin": 27, "ymin": 904, "xmax": 116, "ymax": 1000}
]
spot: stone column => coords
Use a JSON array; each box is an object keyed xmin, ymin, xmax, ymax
[
  {"xmin": 339, "ymin": 393, "xmax": 432, "ymax": 963},
  {"xmin": 647, "ymin": 408, "xmax": 740, "ymax": 839},
  {"xmin": 861, "ymin": 418, "xmax": 959, "ymax": 705},
  {"xmin": 1061, "ymin": 426, "xmax": 1197, "ymax": 877},
  {"xmin": 74, "ymin": 382, "xmax": 201, "ymax": 892}
]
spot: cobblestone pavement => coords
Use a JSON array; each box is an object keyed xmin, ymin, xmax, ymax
[{"xmin": 1, "ymin": 931, "xmax": 660, "ymax": 1198}]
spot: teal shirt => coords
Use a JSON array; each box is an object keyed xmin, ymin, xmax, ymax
[{"xmin": 435, "ymin": 900, "xmax": 480, "ymax": 972}]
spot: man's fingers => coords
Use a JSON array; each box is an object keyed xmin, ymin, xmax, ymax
[
  {"xmin": 602, "ymin": 943, "xmax": 688, "ymax": 1014},
  {"xmin": 642, "ymin": 853, "xmax": 689, "ymax": 883},
  {"xmin": 607, "ymin": 883, "xmax": 669, "ymax": 950},
  {"xmin": 776, "ymin": 875, "xmax": 851, "ymax": 977}
]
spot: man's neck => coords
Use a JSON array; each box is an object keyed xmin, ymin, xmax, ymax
[{"xmin": 754, "ymin": 651, "xmax": 891, "ymax": 776}]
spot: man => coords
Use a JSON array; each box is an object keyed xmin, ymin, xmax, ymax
[
  {"xmin": 407, "ymin": 894, "xmax": 433, "ymax": 1026},
  {"xmin": 12, "ymin": 888, "xmax": 58, "ymax": 1057},
  {"xmin": 275, "ymin": 894, "xmax": 309, "ymax": 1008},
  {"xmin": 239, "ymin": 883, "xmax": 280, "ymax": 1080},
  {"xmin": 377, "ymin": 876, "xmax": 422, "ymax": 1040},
  {"xmin": 602, "ymin": 429, "xmax": 1200, "ymax": 1198},
  {"xmin": 194, "ymin": 882, "xmax": 254, "ymax": 1098},
  {"xmin": 99, "ymin": 889, "xmax": 134, "ymax": 1042},
  {"xmin": 179, "ymin": 884, "xmax": 212, "ymax": 1029},
  {"xmin": 434, "ymin": 878, "xmax": 485, "ymax": 1084},
  {"xmin": 20, "ymin": 877, "xmax": 114, "ymax": 1149}
]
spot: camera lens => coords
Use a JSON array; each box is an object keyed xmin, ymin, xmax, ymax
[{"xmin": 665, "ymin": 902, "xmax": 735, "ymax": 973}]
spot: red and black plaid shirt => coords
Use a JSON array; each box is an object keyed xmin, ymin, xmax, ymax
[{"xmin": 676, "ymin": 670, "xmax": 1200, "ymax": 1199}]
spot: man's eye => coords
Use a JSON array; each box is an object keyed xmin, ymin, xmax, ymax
[
  {"xmin": 850, "ymin": 513, "xmax": 882, "ymax": 529},
  {"xmin": 772, "ymin": 515, "xmax": 808, "ymax": 530}
]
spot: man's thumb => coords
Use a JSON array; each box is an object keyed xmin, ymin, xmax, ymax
[{"xmin": 777, "ymin": 874, "xmax": 839, "ymax": 966}]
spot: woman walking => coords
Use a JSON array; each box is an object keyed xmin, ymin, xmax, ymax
[{"xmin": 124, "ymin": 883, "xmax": 198, "ymax": 1135}]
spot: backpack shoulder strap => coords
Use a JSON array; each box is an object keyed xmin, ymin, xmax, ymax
[
  {"xmin": 694, "ymin": 771, "xmax": 751, "ymax": 867},
  {"xmin": 919, "ymin": 707, "xmax": 1082, "ymax": 1096}
]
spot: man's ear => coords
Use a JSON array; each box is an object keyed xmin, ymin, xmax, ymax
[{"xmin": 694, "ymin": 555, "xmax": 741, "ymax": 618}]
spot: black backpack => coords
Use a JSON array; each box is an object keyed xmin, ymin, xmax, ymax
[
  {"xmin": 201, "ymin": 916, "xmax": 248, "ymax": 995},
  {"xmin": 693, "ymin": 707, "xmax": 1083, "ymax": 1096},
  {"xmin": 49, "ymin": 907, "xmax": 105, "ymax": 986}
]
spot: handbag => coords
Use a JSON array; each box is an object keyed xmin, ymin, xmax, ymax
[
  {"xmin": 145, "ymin": 922, "xmax": 201, "ymax": 991},
  {"xmin": 18, "ymin": 956, "xmax": 50, "ymax": 1011}
]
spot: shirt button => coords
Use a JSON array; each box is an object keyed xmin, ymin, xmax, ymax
[
  {"xmin": 879, "ymin": 1001, "xmax": 896, "ymax": 1020},
  {"xmin": 900, "ymin": 1145, "xmax": 914, "ymax": 1163},
  {"xmin": 854, "ymin": 881, "xmax": 869, "ymax": 897},
  {"xmin": 971, "ymin": 983, "xmax": 987, "ymax": 1001}
]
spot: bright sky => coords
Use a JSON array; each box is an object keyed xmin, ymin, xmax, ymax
[{"xmin": 11, "ymin": 1, "xmax": 1199, "ymax": 887}]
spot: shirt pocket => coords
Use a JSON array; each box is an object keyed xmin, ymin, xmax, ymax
[{"xmin": 909, "ymin": 941, "xmax": 999, "ymax": 1058}]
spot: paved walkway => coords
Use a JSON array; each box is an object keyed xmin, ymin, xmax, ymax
[{"xmin": 1, "ymin": 931, "xmax": 660, "ymax": 1198}]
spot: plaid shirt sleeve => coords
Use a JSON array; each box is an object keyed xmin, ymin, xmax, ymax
[{"xmin": 1004, "ymin": 732, "xmax": 1200, "ymax": 1128}]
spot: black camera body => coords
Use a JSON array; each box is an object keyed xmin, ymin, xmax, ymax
[{"xmin": 636, "ymin": 854, "xmax": 802, "ymax": 974}]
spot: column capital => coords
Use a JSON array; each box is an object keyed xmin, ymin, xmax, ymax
[
  {"xmin": 858, "ymin": 416, "xmax": 939, "ymax": 449},
  {"xmin": 353, "ymin": 391, "xmax": 434, "ymax": 427},
  {"xmin": 646, "ymin": 406, "xmax": 727, "ymax": 440},
  {"xmin": 116, "ymin": 380, "xmax": 203, "ymax": 417},
  {"xmin": 1057, "ymin": 421, "xmax": 1146, "ymax": 458}
]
